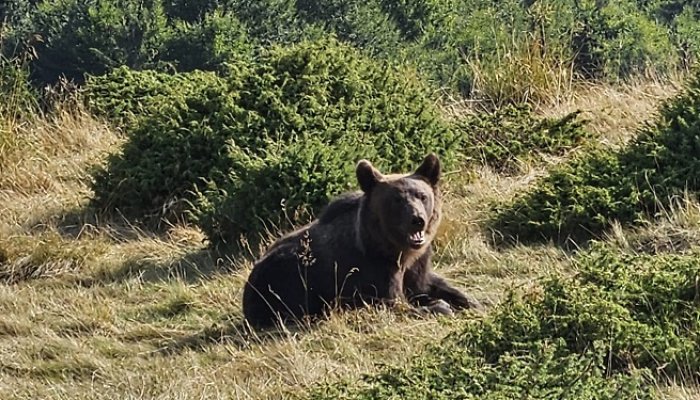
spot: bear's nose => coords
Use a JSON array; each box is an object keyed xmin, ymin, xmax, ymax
[{"xmin": 411, "ymin": 215, "xmax": 425, "ymax": 230}]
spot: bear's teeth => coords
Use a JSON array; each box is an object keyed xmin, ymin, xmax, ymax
[{"xmin": 410, "ymin": 231, "xmax": 425, "ymax": 243}]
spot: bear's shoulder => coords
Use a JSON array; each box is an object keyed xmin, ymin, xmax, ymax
[{"xmin": 318, "ymin": 191, "xmax": 363, "ymax": 224}]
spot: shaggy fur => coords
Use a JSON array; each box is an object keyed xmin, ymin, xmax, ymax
[{"xmin": 243, "ymin": 154, "xmax": 479, "ymax": 327}]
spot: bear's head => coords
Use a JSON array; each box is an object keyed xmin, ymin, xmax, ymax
[{"xmin": 356, "ymin": 154, "xmax": 441, "ymax": 253}]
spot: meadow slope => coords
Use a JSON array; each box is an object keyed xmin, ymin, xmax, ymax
[{"xmin": 0, "ymin": 78, "xmax": 697, "ymax": 399}]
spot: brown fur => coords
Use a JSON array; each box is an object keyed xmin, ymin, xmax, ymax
[{"xmin": 242, "ymin": 154, "xmax": 480, "ymax": 328}]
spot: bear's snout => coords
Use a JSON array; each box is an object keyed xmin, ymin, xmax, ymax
[{"xmin": 411, "ymin": 215, "xmax": 426, "ymax": 230}]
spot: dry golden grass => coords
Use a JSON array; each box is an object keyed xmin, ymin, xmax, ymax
[
  {"xmin": 0, "ymin": 76, "xmax": 694, "ymax": 399},
  {"xmin": 464, "ymin": 33, "xmax": 576, "ymax": 107},
  {"xmin": 659, "ymin": 384, "xmax": 700, "ymax": 400},
  {"xmin": 539, "ymin": 73, "xmax": 684, "ymax": 146}
]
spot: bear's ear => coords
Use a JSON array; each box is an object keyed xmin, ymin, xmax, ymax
[
  {"xmin": 356, "ymin": 160, "xmax": 382, "ymax": 193},
  {"xmin": 414, "ymin": 153, "xmax": 441, "ymax": 187}
]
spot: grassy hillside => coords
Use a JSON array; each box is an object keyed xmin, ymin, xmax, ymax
[
  {"xmin": 3, "ymin": 1, "xmax": 700, "ymax": 398},
  {"xmin": 1, "ymin": 74, "xmax": 696, "ymax": 398}
]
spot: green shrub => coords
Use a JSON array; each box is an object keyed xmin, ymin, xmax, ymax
[
  {"xmin": 313, "ymin": 342, "xmax": 650, "ymax": 400},
  {"xmin": 26, "ymin": 0, "xmax": 170, "ymax": 84},
  {"xmin": 489, "ymin": 148, "xmax": 639, "ymax": 244},
  {"xmin": 296, "ymin": 0, "xmax": 404, "ymax": 56},
  {"xmin": 571, "ymin": 0, "xmax": 677, "ymax": 79},
  {"xmin": 378, "ymin": 0, "xmax": 441, "ymax": 41},
  {"xmin": 83, "ymin": 66, "xmax": 241, "ymax": 127},
  {"xmin": 489, "ymin": 70, "xmax": 700, "ymax": 244},
  {"xmin": 456, "ymin": 104, "xmax": 589, "ymax": 172},
  {"xmin": 225, "ymin": 0, "xmax": 306, "ymax": 44},
  {"xmin": 161, "ymin": 0, "xmax": 220, "ymax": 22},
  {"xmin": 87, "ymin": 67, "xmax": 246, "ymax": 218},
  {"xmin": 460, "ymin": 245, "xmax": 700, "ymax": 377},
  {"xmin": 194, "ymin": 39, "xmax": 456, "ymax": 246},
  {"xmin": 193, "ymin": 136, "xmax": 368, "ymax": 243},
  {"xmin": 87, "ymin": 40, "xmax": 456, "ymax": 244},
  {"xmin": 672, "ymin": 6, "xmax": 700, "ymax": 68},
  {"xmin": 160, "ymin": 10, "xmax": 252, "ymax": 72},
  {"xmin": 0, "ymin": 0, "xmax": 41, "ymax": 26},
  {"xmin": 311, "ymin": 244, "xmax": 700, "ymax": 399}
]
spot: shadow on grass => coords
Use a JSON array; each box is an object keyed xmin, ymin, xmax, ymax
[
  {"xmin": 15, "ymin": 203, "xmax": 266, "ymax": 285},
  {"xmin": 153, "ymin": 314, "xmax": 312, "ymax": 356},
  {"xmin": 484, "ymin": 225, "xmax": 598, "ymax": 253},
  {"xmin": 23, "ymin": 203, "xmax": 181, "ymax": 242},
  {"xmin": 87, "ymin": 247, "xmax": 238, "ymax": 285}
]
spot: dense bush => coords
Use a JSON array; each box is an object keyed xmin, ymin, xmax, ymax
[
  {"xmin": 0, "ymin": 0, "xmax": 40, "ymax": 27},
  {"xmin": 296, "ymin": 0, "xmax": 404, "ymax": 57},
  {"xmin": 24, "ymin": 0, "xmax": 171, "ymax": 84},
  {"xmin": 161, "ymin": 0, "xmax": 220, "ymax": 22},
  {"xmin": 194, "ymin": 39, "xmax": 457, "ymax": 245},
  {"xmin": 6, "ymin": 0, "xmax": 258, "ymax": 85},
  {"xmin": 83, "ymin": 66, "xmax": 239, "ymax": 127},
  {"xmin": 87, "ymin": 40, "xmax": 456, "ymax": 245},
  {"xmin": 673, "ymin": 6, "xmax": 700, "ymax": 68},
  {"xmin": 571, "ymin": 0, "xmax": 677, "ymax": 79},
  {"xmin": 489, "ymin": 148, "xmax": 638, "ymax": 244},
  {"xmin": 193, "ymin": 136, "xmax": 368, "ymax": 244},
  {"xmin": 86, "ymin": 66, "xmax": 244, "ymax": 218},
  {"xmin": 3, "ymin": 0, "xmax": 693, "ymax": 98},
  {"xmin": 456, "ymin": 104, "xmax": 589, "ymax": 172},
  {"xmin": 490, "ymin": 70, "xmax": 700, "ymax": 244},
  {"xmin": 159, "ymin": 10, "xmax": 252, "ymax": 72},
  {"xmin": 311, "ymin": 244, "xmax": 700, "ymax": 399},
  {"xmin": 226, "ymin": 0, "xmax": 308, "ymax": 44}
]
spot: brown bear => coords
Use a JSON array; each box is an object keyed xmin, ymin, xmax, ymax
[{"xmin": 242, "ymin": 154, "xmax": 480, "ymax": 328}]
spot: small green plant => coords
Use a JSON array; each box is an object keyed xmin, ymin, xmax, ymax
[{"xmin": 456, "ymin": 104, "xmax": 589, "ymax": 172}]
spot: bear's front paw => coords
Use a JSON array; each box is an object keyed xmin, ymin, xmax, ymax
[{"xmin": 425, "ymin": 299, "xmax": 454, "ymax": 316}]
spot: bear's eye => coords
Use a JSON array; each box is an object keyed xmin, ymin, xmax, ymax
[{"xmin": 417, "ymin": 193, "xmax": 427, "ymax": 201}]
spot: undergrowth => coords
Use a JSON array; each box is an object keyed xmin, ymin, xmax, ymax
[
  {"xmin": 311, "ymin": 243, "xmax": 700, "ymax": 399},
  {"xmin": 457, "ymin": 104, "xmax": 590, "ymax": 173},
  {"xmin": 86, "ymin": 39, "xmax": 456, "ymax": 246},
  {"xmin": 490, "ymin": 68, "xmax": 700, "ymax": 245}
]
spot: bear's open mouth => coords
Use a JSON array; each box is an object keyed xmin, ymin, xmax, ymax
[{"xmin": 408, "ymin": 231, "xmax": 426, "ymax": 247}]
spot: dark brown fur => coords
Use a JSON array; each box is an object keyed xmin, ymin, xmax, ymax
[{"xmin": 242, "ymin": 154, "xmax": 479, "ymax": 328}]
